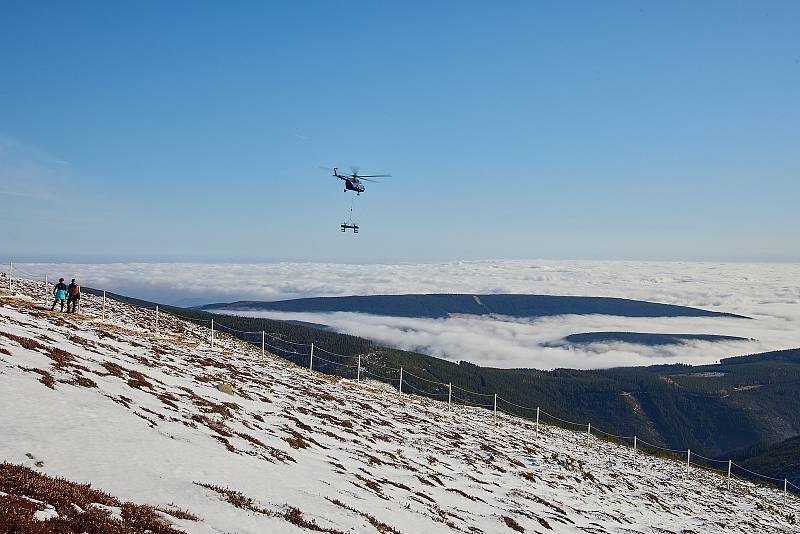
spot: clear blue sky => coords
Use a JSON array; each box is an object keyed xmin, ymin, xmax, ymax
[{"xmin": 1, "ymin": 2, "xmax": 798, "ymax": 262}]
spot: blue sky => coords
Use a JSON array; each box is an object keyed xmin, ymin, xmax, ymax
[{"xmin": 1, "ymin": 2, "xmax": 798, "ymax": 262}]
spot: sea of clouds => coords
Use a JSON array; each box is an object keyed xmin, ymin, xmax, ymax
[{"xmin": 11, "ymin": 260, "xmax": 800, "ymax": 369}]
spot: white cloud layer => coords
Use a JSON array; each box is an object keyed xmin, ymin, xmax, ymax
[
  {"xmin": 218, "ymin": 310, "xmax": 793, "ymax": 370},
  {"xmin": 10, "ymin": 260, "xmax": 800, "ymax": 369}
]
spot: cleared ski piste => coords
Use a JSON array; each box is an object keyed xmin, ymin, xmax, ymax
[{"xmin": 1, "ymin": 276, "xmax": 797, "ymax": 533}]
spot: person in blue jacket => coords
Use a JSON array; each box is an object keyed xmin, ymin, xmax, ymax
[{"xmin": 51, "ymin": 278, "xmax": 68, "ymax": 312}]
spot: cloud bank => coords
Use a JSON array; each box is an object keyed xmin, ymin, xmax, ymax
[
  {"xmin": 10, "ymin": 260, "xmax": 800, "ymax": 369},
  {"xmin": 217, "ymin": 310, "xmax": 788, "ymax": 370}
]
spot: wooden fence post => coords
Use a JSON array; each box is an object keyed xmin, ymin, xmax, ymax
[
  {"xmin": 357, "ymin": 355, "xmax": 361, "ymax": 383},
  {"xmin": 727, "ymin": 460, "xmax": 732, "ymax": 491},
  {"xmin": 399, "ymin": 368, "xmax": 403, "ymax": 393},
  {"xmin": 448, "ymin": 383, "xmax": 452, "ymax": 411},
  {"xmin": 309, "ymin": 342, "xmax": 314, "ymax": 370},
  {"xmin": 686, "ymin": 449, "xmax": 691, "ymax": 478},
  {"xmin": 535, "ymin": 407, "xmax": 540, "ymax": 438},
  {"xmin": 784, "ymin": 478, "xmax": 788, "ymax": 506}
]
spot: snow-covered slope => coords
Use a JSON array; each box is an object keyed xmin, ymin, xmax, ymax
[{"xmin": 1, "ymin": 278, "xmax": 797, "ymax": 533}]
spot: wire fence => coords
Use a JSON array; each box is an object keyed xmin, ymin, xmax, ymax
[{"xmin": 2, "ymin": 266, "xmax": 799, "ymax": 513}]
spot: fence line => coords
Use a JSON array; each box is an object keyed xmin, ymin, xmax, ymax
[{"xmin": 2, "ymin": 268, "xmax": 798, "ymax": 512}]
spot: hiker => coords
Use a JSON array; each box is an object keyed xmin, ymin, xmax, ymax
[
  {"xmin": 66, "ymin": 278, "xmax": 80, "ymax": 313},
  {"xmin": 51, "ymin": 278, "xmax": 68, "ymax": 312}
]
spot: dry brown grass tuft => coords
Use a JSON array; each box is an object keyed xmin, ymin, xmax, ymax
[
  {"xmin": 19, "ymin": 367, "xmax": 56, "ymax": 389},
  {"xmin": 502, "ymin": 515, "xmax": 525, "ymax": 532},
  {"xmin": 194, "ymin": 482, "xmax": 271, "ymax": 514},
  {"xmin": 127, "ymin": 369, "xmax": 155, "ymax": 390},
  {"xmin": 61, "ymin": 373, "xmax": 98, "ymax": 388},
  {"xmin": 0, "ymin": 329, "xmax": 47, "ymax": 351},
  {"xmin": 0, "ymin": 462, "xmax": 185, "ymax": 533},
  {"xmin": 446, "ymin": 487, "xmax": 487, "ymax": 503},
  {"xmin": 211, "ymin": 435, "xmax": 236, "ymax": 452},
  {"xmin": 155, "ymin": 505, "xmax": 199, "ymax": 521},
  {"xmin": 325, "ymin": 497, "xmax": 401, "ymax": 533},
  {"xmin": 101, "ymin": 361, "xmax": 126, "ymax": 377}
]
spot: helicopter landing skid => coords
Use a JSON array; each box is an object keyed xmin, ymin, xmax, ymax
[{"xmin": 341, "ymin": 223, "xmax": 359, "ymax": 233}]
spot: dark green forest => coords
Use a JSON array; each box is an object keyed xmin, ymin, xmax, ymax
[{"xmin": 202, "ymin": 293, "xmax": 747, "ymax": 319}]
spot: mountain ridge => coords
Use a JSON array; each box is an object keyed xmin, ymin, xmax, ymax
[{"xmin": 200, "ymin": 293, "xmax": 750, "ymax": 319}]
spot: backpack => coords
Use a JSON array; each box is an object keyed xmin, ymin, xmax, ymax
[{"xmin": 71, "ymin": 284, "xmax": 80, "ymax": 296}]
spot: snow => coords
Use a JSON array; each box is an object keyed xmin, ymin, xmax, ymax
[
  {"xmin": 34, "ymin": 505, "xmax": 59, "ymax": 521},
  {"xmin": 1, "ymin": 277, "xmax": 798, "ymax": 533}
]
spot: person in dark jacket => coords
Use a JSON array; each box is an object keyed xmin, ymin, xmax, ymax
[
  {"xmin": 66, "ymin": 279, "xmax": 80, "ymax": 313},
  {"xmin": 51, "ymin": 278, "xmax": 67, "ymax": 312}
]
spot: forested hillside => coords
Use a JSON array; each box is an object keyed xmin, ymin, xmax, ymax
[{"xmin": 202, "ymin": 293, "xmax": 748, "ymax": 319}]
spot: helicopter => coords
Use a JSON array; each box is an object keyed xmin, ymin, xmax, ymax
[{"xmin": 323, "ymin": 166, "xmax": 391, "ymax": 195}]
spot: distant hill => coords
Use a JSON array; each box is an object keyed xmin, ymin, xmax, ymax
[
  {"xmin": 201, "ymin": 293, "xmax": 748, "ymax": 319},
  {"xmin": 560, "ymin": 332, "xmax": 750, "ymax": 346}
]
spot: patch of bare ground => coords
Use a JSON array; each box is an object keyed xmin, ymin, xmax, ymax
[{"xmin": 0, "ymin": 462, "xmax": 187, "ymax": 533}]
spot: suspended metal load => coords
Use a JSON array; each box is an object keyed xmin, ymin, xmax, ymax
[{"xmin": 320, "ymin": 165, "xmax": 391, "ymax": 233}]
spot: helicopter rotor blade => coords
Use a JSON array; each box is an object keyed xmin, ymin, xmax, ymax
[
  {"xmin": 359, "ymin": 178, "xmax": 382, "ymax": 183},
  {"xmin": 358, "ymin": 174, "xmax": 391, "ymax": 178},
  {"xmin": 350, "ymin": 165, "xmax": 361, "ymax": 176}
]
